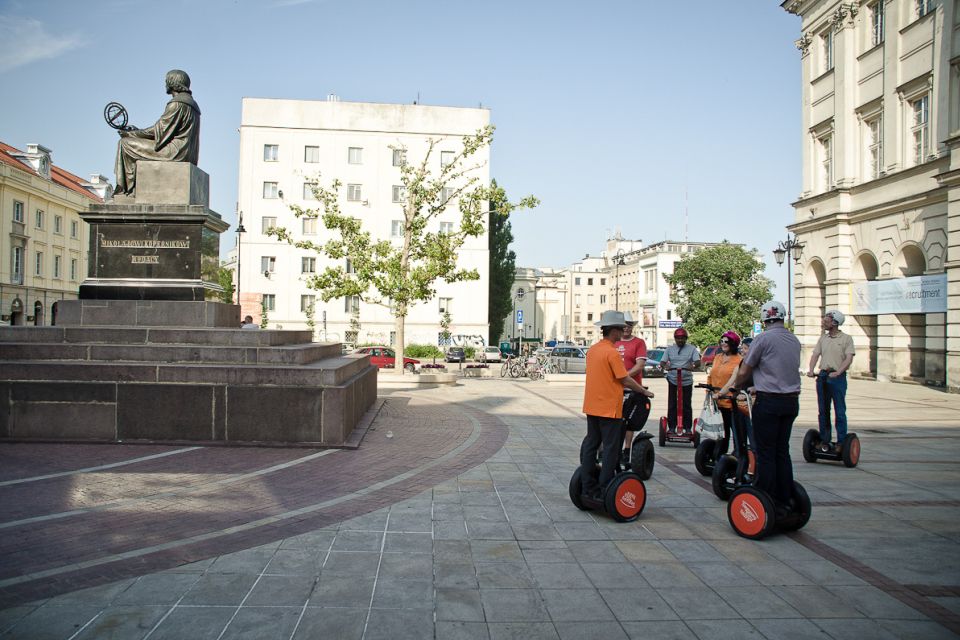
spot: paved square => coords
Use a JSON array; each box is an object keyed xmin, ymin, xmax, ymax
[{"xmin": 1, "ymin": 375, "xmax": 959, "ymax": 639}]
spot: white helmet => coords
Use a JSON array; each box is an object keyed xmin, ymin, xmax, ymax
[
  {"xmin": 760, "ymin": 301, "xmax": 787, "ymax": 323},
  {"xmin": 825, "ymin": 309, "xmax": 845, "ymax": 326},
  {"xmin": 622, "ymin": 311, "xmax": 637, "ymax": 325}
]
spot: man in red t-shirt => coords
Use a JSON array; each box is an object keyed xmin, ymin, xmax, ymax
[{"xmin": 616, "ymin": 311, "xmax": 648, "ymax": 459}]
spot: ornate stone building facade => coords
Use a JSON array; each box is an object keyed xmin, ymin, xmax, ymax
[{"xmin": 782, "ymin": 0, "xmax": 960, "ymax": 389}]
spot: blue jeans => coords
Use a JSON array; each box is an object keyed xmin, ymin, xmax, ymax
[
  {"xmin": 752, "ymin": 392, "xmax": 798, "ymax": 505},
  {"xmin": 816, "ymin": 372, "xmax": 848, "ymax": 444}
]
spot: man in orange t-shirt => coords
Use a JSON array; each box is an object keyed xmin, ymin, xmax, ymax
[{"xmin": 580, "ymin": 310, "xmax": 653, "ymax": 499}]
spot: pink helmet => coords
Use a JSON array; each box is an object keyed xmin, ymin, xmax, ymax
[{"xmin": 721, "ymin": 330, "xmax": 741, "ymax": 351}]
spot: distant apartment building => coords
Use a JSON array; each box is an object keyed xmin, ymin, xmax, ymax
[
  {"xmin": 508, "ymin": 238, "xmax": 729, "ymax": 349},
  {"xmin": 0, "ymin": 142, "xmax": 107, "ymax": 325},
  {"xmin": 237, "ymin": 97, "xmax": 491, "ymax": 347},
  {"xmin": 782, "ymin": 0, "xmax": 960, "ymax": 389}
]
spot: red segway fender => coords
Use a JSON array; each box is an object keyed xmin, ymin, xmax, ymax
[
  {"xmin": 842, "ymin": 434, "xmax": 861, "ymax": 468},
  {"xmin": 605, "ymin": 473, "xmax": 646, "ymax": 522},
  {"xmin": 728, "ymin": 487, "xmax": 775, "ymax": 540},
  {"xmin": 658, "ymin": 417, "xmax": 667, "ymax": 447}
]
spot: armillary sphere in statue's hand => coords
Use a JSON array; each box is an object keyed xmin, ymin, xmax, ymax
[{"xmin": 104, "ymin": 102, "xmax": 134, "ymax": 132}]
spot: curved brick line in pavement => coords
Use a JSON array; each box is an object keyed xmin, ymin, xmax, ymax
[
  {"xmin": 0, "ymin": 446, "xmax": 203, "ymax": 487},
  {"xmin": 0, "ymin": 397, "xmax": 508, "ymax": 608}
]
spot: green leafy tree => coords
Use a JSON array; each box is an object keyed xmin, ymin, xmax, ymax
[
  {"xmin": 439, "ymin": 310, "xmax": 452, "ymax": 348},
  {"xmin": 662, "ymin": 242, "xmax": 772, "ymax": 348},
  {"xmin": 260, "ymin": 298, "xmax": 269, "ymax": 329},
  {"xmin": 216, "ymin": 267, "xmax": 235, "ymax": 304},
  {"xmin": 487, "ymin": 179, "xmax": 517, "ymax": 346},
  {"xmin": 304, "ymin": 301, "xmax": 316, "ymax": 335},
  {"xmin": 271, "ymin": 125, "xmax": 538, "ymax": 374}
]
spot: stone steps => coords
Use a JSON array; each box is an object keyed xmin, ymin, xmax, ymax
[{"xmin": 0, "ymin": 327, "xmax": 313, "ymax": 346}]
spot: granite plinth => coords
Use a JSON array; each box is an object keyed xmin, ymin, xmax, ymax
[
  {"xmin": 80, "ymin": 204, "xmax": 228, "ymax": 301},
  {"xmin": 0, "ymin": 320, "xmax": 377, "ymax": 446},
  {"xmin": 134, "ymin": 161, "xmax": 210, "ymax": 206},
  {"xmin": 54, "ymin": 299, "xmax": 240, "ymax": 328}
]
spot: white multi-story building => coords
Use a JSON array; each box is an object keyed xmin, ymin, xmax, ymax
[
  {"xmin": 0, "ymin": 142, "xmax": 106, "ymax": 326},
  {"xmin": 782, "ymin": 0, "xmax": 960, "ymax": 389},
  {"xmin": 237, "ymin": 98, "xmax": 491, "ymax": 348}
]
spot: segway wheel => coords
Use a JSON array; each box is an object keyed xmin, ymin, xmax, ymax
[
  {"xmin": 842, "ymin": 434, "xmax": 860, "ymax": 468},
  {"xmin": 694, "ymin": 438, "xmax": 715, "ymax": 476},
  {"xmin": 728, "ymin": 487, "xmax": 775, "ymax": 540},
  {"xmin": 658, "ymin": 417, "xmax": 667, "ymax": 447},
  {"xmin": 802, "ymin": 429, "xmax": 819, "ymax": 463},
  {"xmin": 777, "ymin": 481, "xmax": 812, "ymax": 532},
  {"xmin": 568, "ymin": 467, "xmax": 589, "ymax": 511},
  {"xmin": 604, "ymin": 473, "xmax": 646, "ymax": 522},
  {"xmin": 712, "ymin": 454, "xmax": 737, "ymax": 501},
  {"xmin": 631, "ymin": 438, "xmax": 655, "ymax": 480}
]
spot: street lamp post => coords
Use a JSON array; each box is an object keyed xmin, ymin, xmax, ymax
[
  {"xmin": 235, "ymin": 212, "xmax": 246, "ymax": 305},
  {"xmin": 513, "ymin": 288, "xmax": 525, "ymax": 354},
  {"xmin": 773, "ymin": 234, "xmax": 805, "ymax": 326}
]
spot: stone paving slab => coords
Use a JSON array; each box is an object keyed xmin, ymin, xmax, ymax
[{"xmin": 0, "ymin": 375, "xmax": 959, "ymax": 639}]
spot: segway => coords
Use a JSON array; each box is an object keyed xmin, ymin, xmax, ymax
[
  {"xmin": 621, "ymin": 389, "xmax": 655, "ymax": 480},
  {"xmin": 659, "ymin": 368, "xmax": 699, "ymax": 448},
  {"xmin": 802, "ymin": 429, "xmax": 860, "ymax": 468},
  {"xmin": 569, "ymin": 464, "xmax": 647, "ymax": 522},
  {"xmin": 693, "ymin": 384, "xmax": 726, "ymax": 476},
  {"xmin": 710, "ymin": 389, "xmax": 757, "ymax": 501},
  {"xmin": 728, "ymin": 481, "xmax": 812, "ymax": 540}
]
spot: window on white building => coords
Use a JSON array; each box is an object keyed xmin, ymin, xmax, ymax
[
  {"xmin": 574, "ymin": 313, "xmax": 581, "ymax": 323},
  {"xmin": 36, "ymin": 210, "xmax": 44, "ymax": 229},
  {"xmin": 600, "ymin": 278, "xmax": 606, "ymax": 285},
  {"xmin": 54, "ymin": 255, "xmax": 62, "ymax": 279},
  {"xmin": 304, "ymin": 146, "xmax": 319, "ymax": 163},
  {"xmin": 54, "ymin": 215, "xmax": 62, "ymax": 234},
  {"xmin": 347, "ymin": 184, "xmax": 362, "ymax": 201},
  {"xmin": 440, "ymin": 150, "xmax": 454, "ymax": 167},
  {"xmin": 439, "ymin": 297, "xmax": 452, "ymax": 314},
  {"xmin": 262, "ymin": 217, "xmax": 277, "ymax": 234},
  {"xmin": 13, "ymin": 200, "xmax": 24, "ymax": 223},
  {"xmin": 301, "ymin": 295, "xmax": 316, "ymax": 312},
  {"xmin": 391, "ymin": 220, "xmax": 404, "ymax": 238},
  {"xmin": 345, "ymin": 295, "xmax": 360, "ymax": 314},
  {"xmin": 392, "ymin": 149, "xmax": 406, "ymax": 166},
  {"xmin": 70, "ymin": 220, "xmax": 78, "ymax": 238},
  {"xmin": 263, "ymin": 182, "xmax": 279, "ymax": 199},
  {"xmin": 392, "ymin": 185, "xmax": 406, "ymax": 203},
  {"xmin": 70, "ymin": 258, "xmax": 77, "ymax": 281},
  {"xmin": 303, "ymin": 183, "xmax": 317, "ymax": 200},
  {"xmin": 35, "ymin": 251, "xmax": 43, "ymax": 276},
  {"xmin": 587, "ymin": 294, "xmax": 594, "ymax": 305},
  {"xmin": 440, "ymin": 187, "xmax": 453, "ymax": 204},
  {"xmin": 916, "ymin": 0, "xmax": 931, "ymax": 18},
  {"xmin": 303, "ymin": 217, "xmax": 318, "ymax": 235},
  {"xmin": 348, "ymin": 147, "xmax": 363, "ymax": 164},
  {"xmin": 820, "ymin": 30, "xmax": 833, "ymax": 73},
  {"xmin": 263, "ymin": 144, "xmax": 279, "ymax": 162},
  {"xmin": 587, "ymin": 278, "xmax": 593, "ymax": 285},
  {"xmin": 600, "ymin": 295, "xmax": 606, "ymax": 304},
  {"xmin": 346, "ymin": 258, "xmax": 354, "ymax": 274},
  {"xmin": 261, "ymin": 256, "xmax": 276, "ymax": 273},
  {"xmin": 439, "ymin": 221, "xmax": 454, "ymax": 234},
  {"xmin": 909, "ymin": 95, "xmax": 929, "ymax": 165},
  {"xmin": 12, "ymin": 246, "xmax": 23, "ymax": 283},
  {"xmin": 864, "ymin": 115, "xmax": 883, "ymax": 179},
  {"xmin": 574, "ymin": 277, "xmax": 581, "ymax": 285},
  {"xmin": 262, "ymin": 294, "xmax": 276, "ymax": 311},
  {"xmin": 302, "ymin": 257, "xmax": 316, "ymax": 273},
  {"xmin": 869, "ymin": 1, "xmax": 884, "ymax": 46},
  {"xmin": 587, "ymin": 313, "xmax": 593, "ymax": 322},
  {"xmin": 817, "ymin": 133, "xmax": 834, "ymax": 190},
  {"xmin": 574, "ymin": 294, "xmax": 581, "ymax": 307}
]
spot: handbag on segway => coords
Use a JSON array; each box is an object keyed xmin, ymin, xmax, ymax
[{"xmin": 621, "ymin": 389, "xmax": 655, "ymax": 480}]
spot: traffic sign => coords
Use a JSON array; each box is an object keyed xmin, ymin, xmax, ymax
[{"xmin": 516, "ymin": 310, "xmax": 524, "ymax": 326}]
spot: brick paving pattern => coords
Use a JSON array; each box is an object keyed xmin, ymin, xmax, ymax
[{"xmin": 0, "ymin": 375, "xmax": 959, "ymax": 639}]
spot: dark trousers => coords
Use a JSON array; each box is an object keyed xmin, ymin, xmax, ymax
[
  {"xmin": 718, "ymin": 406, "xmax": 734, "ymax": 454},
  {"xmin": 752, "ymin": 393, "xmax": 799, "ymax": 505},
  {"xmin": 816, "ymin": 372, "xmax": 848, "ymax": 444},
  {"xmin": 579, "ymin": 415, "xmax": 622, "ymax": 494},
  {"xmin": 667, "ymin": 382, "xmax": 693, "ymax": 432}
]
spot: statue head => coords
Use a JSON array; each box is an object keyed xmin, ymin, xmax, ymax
[{"xmin": 165, "ymin": 69, "xmax": 191, "ymax": 95}]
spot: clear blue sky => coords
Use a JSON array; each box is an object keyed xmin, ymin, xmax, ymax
[{"xmin": 0, "ymin": 0, "xmax": 802, "ymax": 299}]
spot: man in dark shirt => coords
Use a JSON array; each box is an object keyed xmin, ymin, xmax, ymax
[{"xmin": 733, "ymin": 301, "xmax": 801, "ymax": 513}]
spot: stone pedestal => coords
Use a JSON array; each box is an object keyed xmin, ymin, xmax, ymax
[{"xmin": 79, "ymin": 163, "xmax": 228, "ymax": 301}]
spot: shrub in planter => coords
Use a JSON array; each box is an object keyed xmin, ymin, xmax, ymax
[
  {"xmin": 421, "ymin": 363, "xmax": 446, "ymax": 370},
  {"xmin": 405, "ymin": 344, "xmax": 444, "ymax": 359}
]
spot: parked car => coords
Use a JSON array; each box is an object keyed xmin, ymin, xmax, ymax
[
  {"xmin": 480, "ymin": 346, "xmax": 503, "ymax": 363},
  {"xmin": 700, "ymin": 344, "xmax": 721, "ymax": 373},
  {"xmin": 445, "ymin": 347, "xmax": 466, "ymax": 363},
  {"xmin": 549, "ymin": 345, "xmax": 587, "ymax": 373},
  {"xmin": 534, "ymin": 347, "xmax": 554, "ymax": 357},
  {"xmin": 354, "ymin": 346, "xmax": 420, "ymax": 372},
  {"xmin": 643, "ymin": 349, "xmax": 666, "ymax": 378}
]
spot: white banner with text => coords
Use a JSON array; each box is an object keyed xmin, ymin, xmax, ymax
[{"xmin": 850, "ymin": 274, "xmax": 947, "ymax": 315}]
